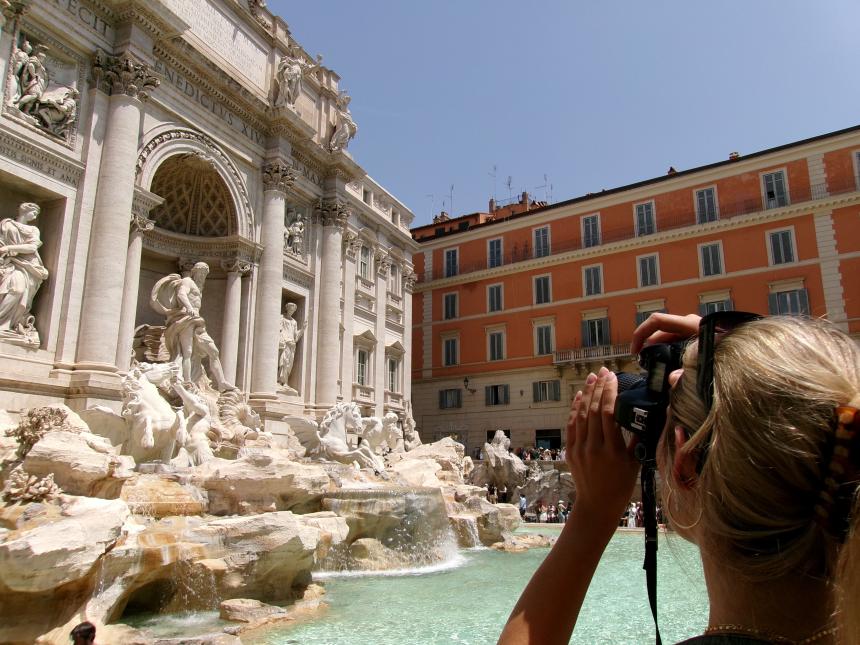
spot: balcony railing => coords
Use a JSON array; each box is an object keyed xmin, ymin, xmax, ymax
[
  {"xmin": 419, "ymin": 175, "xmax": 858, "ymax": 283},
  {"xmin": 553, "ymin": 343, "xmax": 632, "ymax": 365}
]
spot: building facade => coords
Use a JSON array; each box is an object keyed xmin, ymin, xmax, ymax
[
  {"xmin": 411, "ymin": 126, "xmax": 860, "ymax": 456},
  {"xmin": 0, "ymin": 0, "xmax": 418, "ymax": 429}
]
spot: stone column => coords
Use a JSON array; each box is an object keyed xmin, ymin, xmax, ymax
[
  {"xmin": 374, "ymin": 250, "xmax": 391, "ymax": 417},
  {"xmin": 340, "ymin": 231, "xmax": 361, "ymax": 400},
  {"xmin": 221, "ymin": 258, "xmax": 250, "ymax": 384},
  {"xmin": 114, "ymin": 210, "xmax": 154, "ymax": 369},
  {"xmin": 314, "ymin": 199, "xmax": 349, "ymax": 408},
  {"xmin": 249, "ymin": 162, "xmax": 295, "ymax": 396},
  {"xmin": 76, "ymin": 52, "xmax": 159, "ymax": 370},
  {"xmin": 403, "ymin": 268, "xmax": 417, "ymax": 405}
]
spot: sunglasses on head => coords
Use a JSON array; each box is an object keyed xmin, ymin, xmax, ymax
[{"xmin": 696, "ymin": 310, "xmax": 763, "ymax": 413}]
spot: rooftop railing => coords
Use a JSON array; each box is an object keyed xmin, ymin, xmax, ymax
[{"xmin": 420, "ymin": 175, "xmax": 859, "ymax": 283}]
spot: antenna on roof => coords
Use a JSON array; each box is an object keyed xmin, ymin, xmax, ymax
[
  {"xmin": 425, "ymin": 193, "xmax": 434, "ymax": 220},
  {"xmin": 505, "ymin": 175, "xmax": 513, "ymax": 202},
  {"xmin": 489, "ymin": 164, "xmax": 497, "ymax": 201},
  {"xmin": 450, "ymin": 184, "xmax": 454, "ymax": 217}
]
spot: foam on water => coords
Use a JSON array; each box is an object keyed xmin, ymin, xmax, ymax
[{"xmin": 313, "ymin": 550, "xmax": 469, "ymax": 580}]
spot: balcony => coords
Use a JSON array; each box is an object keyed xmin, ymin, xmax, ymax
[
  {"xmin": 553, "ymin": 343, "xmax": 633, "ymax": 370},
  {"xmin": 419, "ymin": 175, "xmax": 857, "ymax": 283},
  {"xmin": 384, "ymin": 390, "xmax": 404, "ymax": 409},
  {"xmin": 352, "ymin": 383, "xmax": 374, "ymax": 402}
]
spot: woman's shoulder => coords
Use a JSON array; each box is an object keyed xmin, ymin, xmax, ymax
[{"xmin": 677, "ymin": 635, "xmax": 775, "ymax": 644}]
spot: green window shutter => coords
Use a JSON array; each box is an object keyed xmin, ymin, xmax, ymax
[
  {"xmin": 602, "ymin": 318, "xmax": 611, "ymax": 346},
  {"xmin": 552, "ymin": 380, "xmax": 561, "ymax": 401},
  {"xmin": 439, "ymin": 390, "xmax": 445, "ymax": 409},
  {"xmin": 485, "ymin": 386, "xmax": 492, "ymax": 406},
  {"xmin": 581, "ymin": 320, "xmax": 590, "ymax": 347},
  {"xmin": 798, "ymin": 288, "xmax": 809, "ymax": 315},
  {"xmin": 768, "ymin": 293, "xmax": 779, "ymax": 315},
  {"xmin": 503, "ymin": 385, "xmax": 510, "ymax": 404},
  {"xmin": 532, "ymin": 382, "xmax": 540, "ymax": 402}
]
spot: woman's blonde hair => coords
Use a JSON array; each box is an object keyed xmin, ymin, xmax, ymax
[{"xmin": 664, "ymin": 316, "xmax": 860, "ymax": 638}]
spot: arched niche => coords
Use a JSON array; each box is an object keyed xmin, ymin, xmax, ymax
[{"xmin": 135, "ymin": 126, "xmax": 254, "ymax": 240}]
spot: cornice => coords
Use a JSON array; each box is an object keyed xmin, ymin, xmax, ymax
[
  {"xmin": 0, "ymin": 126, "xmax": 84, "ymax": 187},
  {"xmin": 414, "ymin": 192, "xmax": 860, "ymax": 291},
  {"xmin": 143, "ymin": 229, "xmax": 263, "ymax": 264},
  {"xmin": 111, "ymin": 0, "xmax": 187, "ymax": 43}
]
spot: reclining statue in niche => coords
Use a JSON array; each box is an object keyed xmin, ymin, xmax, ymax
[{"xmin": 150, "ymin": 262, "xmax": 235, "ymax": 392}]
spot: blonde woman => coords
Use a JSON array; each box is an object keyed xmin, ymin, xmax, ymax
[{"xmin": 499, "ymin": 312, "xmax": 859, "ymax": 645}]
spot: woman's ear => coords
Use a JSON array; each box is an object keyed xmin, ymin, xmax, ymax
[{"xmin": 672, "ymin": 425, "xmax": 698, "ymax": 490}]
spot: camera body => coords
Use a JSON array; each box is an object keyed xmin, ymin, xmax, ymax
[{"xmin": 614, "ymin": 343, "xmax": 684, "ymax": 448}]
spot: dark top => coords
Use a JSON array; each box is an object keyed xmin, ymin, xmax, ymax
[{"xmin": 678, "ymin": 635, "xmax": 776, "ymax": 644}]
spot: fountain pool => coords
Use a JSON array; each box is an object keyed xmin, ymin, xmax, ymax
[{"xmin": 134, "ymin": 529, "xmax": 707, "ymax": 644}]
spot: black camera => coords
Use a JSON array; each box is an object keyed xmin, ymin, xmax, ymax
[{"xmin": 614, "ymin": 342, "xmax": 684, "ymax": 452}]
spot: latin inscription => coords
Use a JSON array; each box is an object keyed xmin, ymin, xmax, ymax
[
  {"xmin": 46, "ymin": 0, "xmax": 113, "ymax": 40},
  {"xmin": 154, "ymin": 60, "xmax": 265, "ymax": 147},
  {"xmin": 0, "ymin": 131, "xmax": 80, "ymax": 186},
  {"xmin": 161, "ymin": 0, "xmax": 267, "ymax": 89}
]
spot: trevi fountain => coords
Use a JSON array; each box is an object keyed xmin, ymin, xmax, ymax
[{"xmin": 0, "ymin": 0, "xmax": 572, "ymax": 642}]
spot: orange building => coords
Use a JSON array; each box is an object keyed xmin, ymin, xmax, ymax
[{"xmin": 410, "ymin": 125, "xmax": 860, "ymax": 456}]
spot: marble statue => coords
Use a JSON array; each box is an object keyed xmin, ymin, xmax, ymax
[
  {"xmin": 274, "ymin": 46, "xmax": 321, "ymax": 108},
  {"xmin": 359, "ymin": 412, "xmax": 403, "ymax": 455},
  {"xmin": 308, "ymin": 401, "xmax": 384, "ymax": 471},
  {"xmin": 329, "ymin": 92, "xmax": 357, "ymax": 152},
  {"xmin": 286, "ymin": 216, "xmax": 304, "ymax": 255},
  {"xmin": 277, "ymin": 302, "xmax": 306, "ymax": 389},
  {"xmin": 6, "ymin": 39, "xmax": 32, "ymax": 105},
  {"xmin": 120, "ymin": 362, "xmax": 188, "ymax": 463},
  {"xmin": 402, "ymin": 400, "xmax": 421, "ymax": 451},
  {"xmin": 150, "ymin": 262, "xmax": 235, "ymax": 392},
  {"xmin": 6, "ymin": 39, "xmax": 79, "ymax": 140},
  {"xmin": 0, "ymin": 202, "xmax": 48, "ymax": 346},
  {"xmin": 35, "ymin": 86, "xmax": 79, "ymax": 137}
]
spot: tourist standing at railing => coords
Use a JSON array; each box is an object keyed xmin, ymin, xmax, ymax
[{"xmin": 499, "ymin": 312, "xmax": 859, "ymax": 645}]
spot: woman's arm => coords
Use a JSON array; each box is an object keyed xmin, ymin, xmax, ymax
[{"xmin": 498, "ymin": 368, "xmax": 640, "ymax": 645}]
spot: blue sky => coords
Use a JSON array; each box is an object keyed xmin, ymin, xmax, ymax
[{"xmin": 269, "ymin": 1, "xmax": 860, "ymax": 227}]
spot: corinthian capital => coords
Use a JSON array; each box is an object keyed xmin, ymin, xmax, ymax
[
  {"xmin": 343, "ymin": 230, "xmax": 362, "ymax": 259},
  {"xmin": 262, "ymin": 161, "xmax": 297, "ymax": 193},
  {"xmin": 92, "ymin": 50, "xmax": 159, "ymax": 99},
  {"xmin": 376, "ymin": 254, "xmax": 393, "ymax": 277},
  {"xmin": 316, "ymin": 198, "xmax": 349, "ymax": 228},
  {"xmin": 404, "ymin": 270, "xmax": 418, "ymax": 293},
  {"xmin": 221, "ymin": 257, "xmax": 252, "ymax": 275},
  {"xmin": 130, "ymin": 212, "xmax": 154, "ymax": 233}
]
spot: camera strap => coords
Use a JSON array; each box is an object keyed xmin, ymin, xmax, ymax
[{"xmin": 641, "ymin": 456, "xmax": 662, "ymax": 645}]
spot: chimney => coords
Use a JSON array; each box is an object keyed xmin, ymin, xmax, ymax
[
  {"xmin": 489, "ymin": 197, "xmax": 496, "ymax": 212},
  {"xmin": 729, "ymin": 151, "xmax": 740, "ymax": 161},
  {"xmin": 667, "ymin": 166, "xmax": 677, "ymax": 175}
]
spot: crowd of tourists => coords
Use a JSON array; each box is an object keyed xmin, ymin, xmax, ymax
[{"xmin": 513, "ymin": 446, "xmax": 565, "ymax": 462}]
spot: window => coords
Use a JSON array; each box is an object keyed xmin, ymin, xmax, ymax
[
  {"xmin": 387, "ymin": 357, "xmax": 399, "ymax": 392},
  {"xmin": 439, "ymin": 388, "xmax": 462, "ymax": 409},
  {"xmin": 635, "ymin": 202, "xmax": 655, "ymax": 236},
  {"xmin": 762, "ymin": 170, "xmax": 788, "ymax": 209},
  {"xmin": 768, "ymin": 228, "xmax": 795, "ymax": 265},
  {"xmin": 443, "ymin": 337, "xmax": 459, "ymax": 366},
  {"xmin": 356, "ymin": 349, "xmax": 369, "ymax": 386},
  {"xmin": 534, "ymin": 275, "xmax": 551, "ymax": 304},
  {"xmin": 488, "ymin": 330, "xmax": 505, "ymax": 361},
  {"xmin": 582, "ymin": 214, "xmax": 601, "ymax": 248},
  {"xmin": 488, "ymin": 238, "xmax": 503, "ymax": 268},
  {"xmin": 536, "ymin": 324, "xmax": 553, "ymax": 355},
  {"xmin": 359, "ymin": 245, "xmax": 371, "ymax": 279},
  {"xmin": 362, "ymin": 188, "xmax": 371, "ymax": 204},
  {"xmin": 696, "ymin": 187, "xmax": 718, "ymax": 223},
  {"xmin": 700, "ymin": 242, "xmax": 723, "ymax": 277},
  {"xmin": 533, "ymin": 379, "xmax": 561, "ymax": 402},
  {"xmin": 582, "ymin": 317, "xmax": 610, "ymax": 347},
  {"xmin": 768, "ymin": 288, "xmax": 809, "ymax": 315},
  {"xmin": 699, "ymin": 299, "xmax": 732, "ymax": 316},
  {"xmin": 638, "ymin": 254, "xmax": 659, "ymax": 287},
  {"xmin": 584, "ymin": 265, "xmax": 602, "ymax": 296},
  {"xmin": 444, "ymin": 248, "xmax": 458, "ymax": 277},
  {"xmin": 388, "ymin": 263, "xmax": 400, "ymax": 294},
  {"xmin": 485, "ymin": 384, "xmax": 510, "ymax": 406},
  {"xmin": 533, "ymin": 226, "xmax": 550, "ymax": 258},
  {"xmin": 535, "ymin": 429, "xmax": 561, "ymax": 450},
  {"xmin": 487, "ymin": 284, "xmax": 503, "ymax": 312},
  {"xmin": 443, "ymin": 293, "xmax": 458, "ymax": 320}
]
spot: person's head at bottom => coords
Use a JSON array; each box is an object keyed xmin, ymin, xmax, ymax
[
  {"xmin": 663, "ymin": 316, "xmax": 860, "ymax": 642},
  {"xmin": 70, "ymin": 621, "xmax": 95, "ymax": 645}
]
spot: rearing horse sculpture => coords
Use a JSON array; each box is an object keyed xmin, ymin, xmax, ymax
[{"xmin": 311, "ymin": 401, "xmax": 384, "ymax": 472}]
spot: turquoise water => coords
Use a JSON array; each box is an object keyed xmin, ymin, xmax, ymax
[{"xmin": 246, "ymin": 529, "xmax": 708, "ymax": 645}]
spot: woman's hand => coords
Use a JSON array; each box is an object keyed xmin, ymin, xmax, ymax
[
  {"xmin": 566, "ymin": 367, "xmax": 639, "ymax": 527},
  {"xmin": 631, "ymin": 312, "xmax": 700, "ymax": 355}
]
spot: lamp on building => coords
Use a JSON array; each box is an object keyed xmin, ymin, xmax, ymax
[{"xmin": 463, "ymin": 376, "xmax": 476, "ymax": 394}]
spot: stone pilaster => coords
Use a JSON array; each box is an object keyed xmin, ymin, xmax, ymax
[
  {"xmin": 339, "ymin": 230, "xmax": 359, "ymax": 403},
  {"xmin": 403, "ymin": 267, "xmax": 416, "ymax": 405},
  {"xmin": 76, "ymin": 52, "xmax": 159, "ymax": 370},
  {"xmin": 114, "ymin": 211, "xmax": 154, "ymax": 369},
  {"xmin": 373, "ymin": 248, "xmax": 390, "ymax": 416},
  {"xmin": 250, "ymin": 161, "xmax": 295, "ymax": 397},
  {"xmin": 221, "ymin": 258, "xmax": 251, "ymax": 385},
  {"xmin": 314, "ymin": 198, "xmax": 348, "ymax": 407}
]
